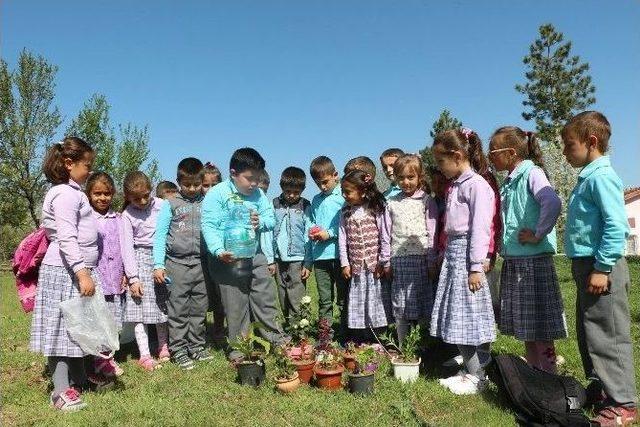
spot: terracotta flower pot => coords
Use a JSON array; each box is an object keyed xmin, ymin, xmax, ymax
[
  {"xmin": 343, "ymin": 354, "xmax": 356, "ymax": 372},
  {"xmin": 292, "ymin": 359, "xmax": 315, "ymax": 384},
  {"xmin": 285, "ymin": 345, "xmax": 314, "ymax": 359},
  {"xmin": 314, "ymin": 364, "xmax": 345, "ymax": 390},
  {"xmin": 275, "ymin": 372, "xmax": 301, "ymax": 394}
]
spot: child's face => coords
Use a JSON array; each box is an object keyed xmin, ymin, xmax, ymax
[
  {"xmin": 396, "ymin": 166, "xmax": 420, "ymax": 196},
  {"xmin": 342, "ymin": 180, "xmax": 364, "ymax": 206},
  {"xmin": 433, "ymin": 146, "xmax": 466, "ymax": 180},
  {"xmin": 128, "ymin": 189, "xmax": 152, "ymax": 209},
  {"xmin": 201, "ymin": 173, "xmax": 220, "ymax": 195},
  {"xmin": 488, "ymin": 140, "xmax": 516, "ymax": 172},
  {"xmin": 281, "ymin": 186, "xmax": 303, "ymax": 205},
  {"xmin": 314, "ymin": 172, "xmax": 339, "ymax": 194},
  {"xmin": 381, "ymin": 155, "xmax": 398, "ymax": 182},
  {"xmin": 161, "ymin": 189, "xmax": 178, "ymax": 199},
  {"xmin": 66, "ymin": 152, "xmax": 94, "ymax": 185},
  {"xmin": 179, "ymin": 176, "xmax": 202, "ymax": 199},
  {"xmin": 231, "ymin": 169, "xmax": 259, "ymax": 196},
  {"xmin": 562, "ymin": 131, "xmax": 595, "ymax": 168},
  {"xmin": 88, "ymin": 181, "xmax": 114, "ymax": 214}
]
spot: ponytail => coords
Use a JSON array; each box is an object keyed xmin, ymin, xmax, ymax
[
  {"xmin": 42, "ymin": 137, "xmax": 93, "ymax": 185},
  {"xmin": 525, "ymin": 131, "xmax": 546, "ymax": 170},
  {"xmin": 466, "ymin": 131, "xmax": 490, "ymax": 177}
]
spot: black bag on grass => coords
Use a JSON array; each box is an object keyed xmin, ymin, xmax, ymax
[{"xmin": 491, "ymin": 354, "xmax": 594, "ymax": 426}]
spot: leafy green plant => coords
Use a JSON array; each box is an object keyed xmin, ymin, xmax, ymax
[
  {"xmin": 228, "ymin": 322, "xmax": 271, "ymax": 361},
  {"xmin": 378, "ymin": 324, "xmax": 421, "ymax": 362},
  {"xmin": 285, "ymin": 295, "xmax": 313, "ymax": 344},
  {"xmin": 353, "ymin": 347, "xmax": 379, "ymax": 375},
  {"xmin": 273, "ymin": 346, "xmax": 297, "ymax": 380}
]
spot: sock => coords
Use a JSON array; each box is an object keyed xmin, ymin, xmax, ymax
[
  {"xmin": 395, "ymin": 317, "xmax": 409, "ymax": 345},
  {"xmin": 134, "ymin": 323, "xmax": 150, "ymax": 358},
  {"xmin": 458, "ymin": 343, "xmax": 491, "ymax": 379},
  {"xmin": 530, "ymin": 341, "xmax": 557, "ymax": 374},
  {"xmin": 48, "ymin": 357, "xmax": 70, "ymax": 396},
  {"xmin": 156, "ymin": 322, "xmax": 169, "ymax": 352}
]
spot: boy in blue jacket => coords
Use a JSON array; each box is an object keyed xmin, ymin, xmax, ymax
[{"xmin": 562, "ymin": 111, "xmax": 637, "ymax": 426}]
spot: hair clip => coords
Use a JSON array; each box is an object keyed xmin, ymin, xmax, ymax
[
  {"xmin": 363, "ymin": 173, "xmax": 373, "ymax": 184},
  {"xmin": 461, "ymin": 128, "xmax": 474, "ymax": 141}
]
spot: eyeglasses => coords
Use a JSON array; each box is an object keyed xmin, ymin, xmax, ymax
[{"xmin": 488, "ymin": 148, "xmax": 514, "ymax": 156}]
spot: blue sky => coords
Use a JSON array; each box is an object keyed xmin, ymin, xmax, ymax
[{"xmin": 2, "ymin": 1, "xmax": 639, "ymax": 196}]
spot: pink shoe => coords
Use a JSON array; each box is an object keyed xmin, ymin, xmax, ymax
[
  {"xmin": 50, "ymin": 388, "xmax": 86, "ymax": 411},
  {"xmin": 158, "ymin": 345, "xmax": 170, "ymax": 362},
  {"xmin": 94, "ymin": 357, "xmax": 123, "ymax": 378},
  {"xmin": 138, "ymin": 355, "xmax": 162, "ymax": 372}
]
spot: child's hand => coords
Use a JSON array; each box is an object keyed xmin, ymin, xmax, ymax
[
  {"xmin": 121, "ymin": 276, "xmax": 128, "ymax": 291},
  {"xmin": 250, "ymin": 210, "xmax": 259, "ymax": 230},
  {"xmin": 153, "ymin": 268, "xmax": 167, "ymax": 285},
  {"xmin": 76, "ymin": 269, "xmax": 95, "ymax": 296},
  {"xmin": 316, "ymin": 230, "xmax": 330, "ymax": 241},
  {"xmin": 301, "ymin": 267, "xmax": 311, "ymax": 280},
  {"xmin": 383, "ymin": 265, "xmax": 392, "ymax": 280},
  {"xmin": 587, "ymin": 270, "xmax": 609, "ymax": 295},
  {"xmin": 308, "ymin": 225, "xmax": 321, "ymax": 240},
  {"xmin": 130, "ymin": 281, "xmax": 144, "ymax": 298},
  {"xmin": 342, "ymin": 266, "xmax": 351, "ymax": 280},
  {"xmin": 218, "ymin": 251, "xmax": 235, "ymax": 264},
  {"xmin": 267, "ymin": 263, "xmax": 276, "ymax": 276},
  {"xmin": 518, "ymin": 228, "xmax": 541, "ymax": 245},
  {"xmin": 374, "ymin": 264, "xmax": 384, "ymax": 279},
  {"xmin": 468, "ymin": 272, "xmax": 483, "ymax": 292},
  {"xmin": 483, "ymin": 255, "xmax": 496, "ymax": 273}
]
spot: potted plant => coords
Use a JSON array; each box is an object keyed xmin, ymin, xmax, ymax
[
  {"xmin": 313, "ymin": 345, "xmax": 344, "ymax": 391},
  {"xmin": 273, "ymin": 347, "xmax": 300, "ymax": 394},
  {"xmin": 284, "ymin": 295, "xmax": 314, "ymax": 360},
  {"xmin": 342, "ymin": 341, "xmax": 358, "ymax": 372},
  {"xmin": 347, "ymin": 347, "xmax": 379, "ymax": 394},
  {"xmin": 379, "ymin": 325, "xmax": 422, "ymax": 383},
  {"xmin": 289, "ymin": 340, "xmax": 315, "ymax": 384},
  {"xmin": 228, "ymin": 322, "xmax": 271, "ymax": 387}
]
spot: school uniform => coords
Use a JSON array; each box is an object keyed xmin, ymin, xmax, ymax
[
  {"xmin": 122, "ymin": 197, "xmax": 168, "ymax": 324},
  {"xmin": 565, "ymin": 156, "xmax": 637, "ymax": 407}
]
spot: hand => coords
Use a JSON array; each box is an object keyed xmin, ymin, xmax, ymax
[
  {"xmin": 129, "ymin": 281, "xmax": 144, "ymax": 298},
  {"xmin": 250, "ymin": 210, "xmax": 259, "ymax": 230},
  {"xmin": 342, "ymin": 266, "xmax": 351, "ymax": 280},
  {"xmin": 374, "ymin": 264, "xmax": 384, "ymax": 279},
  {"xmin": 76, "ymin": 269, "xmax": 95, "ymax": 296},
  {"xmin": 267, "ymin": 263, "xmax": 276, "ymax": 276},
  {"xmin": 587, "ymin": 270, "xmax": 609, "ymax": 295},
  {"xmin": 483, "ymin": 255, "xmax": 496, "ymax": 273},
  {"xmin": 468, "ymin": 272, "xmax": 483, "ymax": 292},
  {"xmin": 218, "ymin": 251, "xmax": 235, "ymax": 264},
  {"xmin": 301, "ymin": 267, "xmax": 311, "ymax": 280},
  {"xmin": 518, "ymin": 228, "xmax": 541, "ymax": 245},
  {"xmin": 121, "ymin": 276, "xmax": 128, "ymax": 291},
  {"xmin": 316, "ymin": 230, "xmax": 330, "ymax": 241},
  {"xmin": 153, "ymin": 268, "xmax": 167, "ymax": 284},
  {"xmin": 383, "ymin": 265, "xmax": 392, "ymax": 280}
]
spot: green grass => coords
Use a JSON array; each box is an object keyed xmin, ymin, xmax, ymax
[{"xmin": 1, "ymin": 258, "xmax": 639, "ymax": 426}]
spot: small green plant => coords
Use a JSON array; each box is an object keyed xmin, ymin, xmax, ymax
[
  {"xmin": 228, "ymin": 322, "xmax": 271, "ymax": 361},
  {"xmin": 315, "ymin": 343, "xmax": 343, "ymax": 370},
  {"xmin": 273, "ymin": 346, "xmax": 297, "ymax": 380},
  {"xmin": 353, "ymin": 347, "xmax": 378, "ymax": 375},
  {"xmin": 378, "ymin": 324, "xmax": 421, "ymax": 362},
  {"xmin": 285, "ymin": 295, "xmax": 313, "ymax": 344}
]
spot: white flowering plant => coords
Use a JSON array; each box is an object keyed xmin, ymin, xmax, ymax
[{"xmin": 285, "ymin": 294, "xmax": 314, "ymax": 344}]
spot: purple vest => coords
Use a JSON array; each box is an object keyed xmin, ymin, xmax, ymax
[{"xmin": 96, "ymin": 212, "xmax": 125, "ymax": 295}]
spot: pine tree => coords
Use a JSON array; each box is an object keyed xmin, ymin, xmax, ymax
[{"xmin": 420, "ymin": 109, "xmax": 463, "ymax": 169}]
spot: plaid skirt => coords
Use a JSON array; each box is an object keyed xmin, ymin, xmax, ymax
[
  {"xmin": 430, "ymin": 235, "xmax": 496, "ymax": 346},
  {"xmin": 30, "ymin": 264, "xmax": 103, "ymax": 357},
  {"xmin": 123, "ymin": 247, "xmax": 168, "ymax": 324},
  {"xmin": 499, "ymin": 256, "xmax": 567, "ymax": 341},
  {"xmin": 104, "ymin": 293, "xmax": 126, "ymax": 331},
  {"xmin": 390, "ymin": 255, "xmax": 433, "ymax": 321},
  {"xmin": 347, "ymin": 269, "xmax": 388, "ymax": 329}
]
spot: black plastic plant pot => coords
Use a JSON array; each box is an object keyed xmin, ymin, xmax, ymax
[
  {"xmin": 347, "ymin": 372, "xmax": 375, "ymax": 395},
  {"xmin": 237, "ymin": 360, "xmax": 265, "ymax": 387}
]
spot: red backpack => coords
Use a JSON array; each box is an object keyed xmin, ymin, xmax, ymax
[{"xmin": 12, "ymin": 228, "xmax": 49, "ymax": 312}]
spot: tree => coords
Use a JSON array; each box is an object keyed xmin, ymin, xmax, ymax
[
  {"xmin": 420, "ymin": 109, "xmax": 463, "ymax": 170},
  {"xmin": 516, "ymin": 23, "xmax": 596, "ymax": 246},
  {"xmin": 0, "ymin": 50, "xmax": 62, "ymax": 227},
  {"xmin": 66, "ymin": 95, "xmax": 160, "ymax": 208}
]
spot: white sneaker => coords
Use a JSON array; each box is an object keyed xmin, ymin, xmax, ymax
[
  {"xmin": 438, "ymin": 370, "xmax": 466, "ymax": 387},
  {"xmin": 447, "ymin": 374, "xmax": 487, "ymax": 395},
  {"xmin": 442, "ymin": 354, "xmax": 464, "ymax": 367}
]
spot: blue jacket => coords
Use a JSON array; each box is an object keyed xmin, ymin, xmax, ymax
[
  {"xmin": 383, "ymin": 184, "xmax": 402, "ymax": 200},
  {"xmin": 309, "ymin": 184, "xmax": 344, "ymax": 262},
  {"xmin": 201, "ymin": 179, "xmax": 275, "ymax": 257},
  {"xmin": 564, "ymin": 156, "xmax": 629, "ymax": 272},
  {"xmin": 273, "ymin": 196, "xmax": 312, "ymax": 265}
]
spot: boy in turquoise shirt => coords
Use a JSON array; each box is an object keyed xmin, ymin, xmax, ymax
[
  {"xmin": 201, "ymin": 148, "xmax": 287, "ymax": 361},
  {"xmin": 562, "ymin": 111, "xmax": 636, "ymax": 426},
  {"xmin": 379, "ymin": 148, "xmax": 404, "ymax": 199},
  {"xmin": 308, "ymin": 156, "xmax": 346, "ymax": 336}
]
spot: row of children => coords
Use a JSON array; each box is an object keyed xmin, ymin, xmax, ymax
[{"xmin": 29, "ymin": 110, "xmax": 636, "ymax": 425}]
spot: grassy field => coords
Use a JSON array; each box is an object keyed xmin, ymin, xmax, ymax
[{"xmin": 1, "ymin": 257, "xmax": 639, "ymax": 426}]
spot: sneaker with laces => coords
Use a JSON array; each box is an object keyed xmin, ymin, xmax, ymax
[
  {"xmin": 592, "ymin": 406, "xmax": 638, "ymax": 427},
  {"xmin": 158, "ymin": 344, "xmax": 171, "ymax": 362},
  {"xmin": 173, "ymin": 352, "xmax": 195, "ymax": 370},
  {"xmin": 94, "ymin": 358, "xmax": 117, "ymax": 378},
  {"xmin": 50, "ymin": 388, "xmax": 86, "ymax": 412},
  {"xmin": 438, "ymin": 370, "xmax": 466, "ymax": 387},
  {"xmin": 447, "ymin": 374, "xmax": 488, "ymax": 395},
  {"xmin": 190, "ymin": 348, "xmax": 214, "ymax": 362}
]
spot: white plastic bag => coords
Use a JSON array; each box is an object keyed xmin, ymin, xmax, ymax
[{"xmin": 60, "ymin": 286, "xmax": 120, "ymax": 358}]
